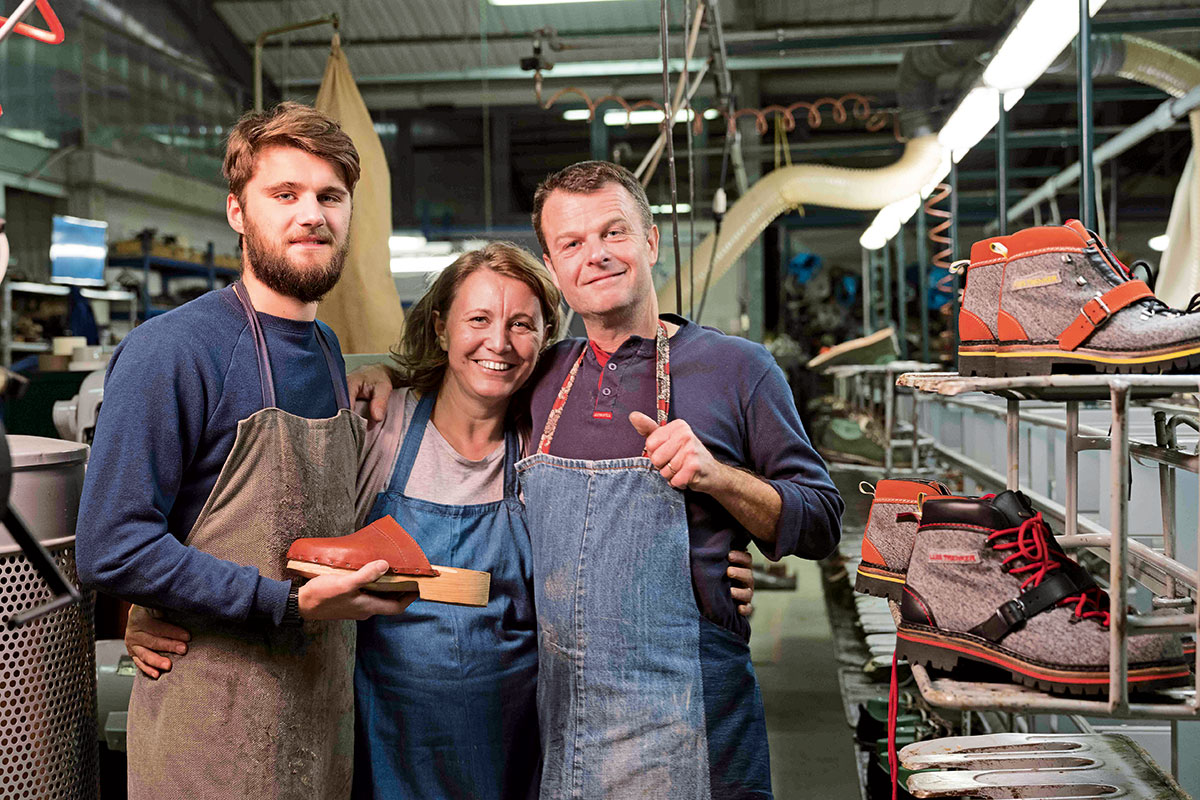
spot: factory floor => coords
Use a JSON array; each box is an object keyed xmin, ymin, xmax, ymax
[{"xmin": 752, "ymin": 469, "xmax": 866, "ymax": 798}]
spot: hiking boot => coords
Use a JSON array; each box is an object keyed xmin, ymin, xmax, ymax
[
  {"xmin": 896, "ymin": 496, "xmax": 1189, "ymax": 694},
  {"xmin": 808, "ymin": 327, "xmax": 900, "ymax": 371},
  {"xmin": 958, "ymin": 220, "xmax": 1200, "ymax": 377},
  {"xmin": 957, "ymin": 233, "xmax": 1012, "ymax": 377},
  {"xmin": 855, "ymin": 479, "xmax": 953, "ymax": 601}
]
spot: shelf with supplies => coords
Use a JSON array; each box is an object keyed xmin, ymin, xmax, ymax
[
  {"xmin": 0, "ymin": 280, "xmax": 138, "ymax": 366},
  {"xmin": 107, "ymin": 239, "xmax": 238, "ymax": 320},
  {"xmin": 894, "ymin": 370, "xmax": 1200, "ymax": 721}
]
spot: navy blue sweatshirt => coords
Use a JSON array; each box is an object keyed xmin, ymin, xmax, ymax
[
  {"xmin": 76, "ymin": 286, "xmax": 347, "ymax": 626},
  {"xmin": 529, "ymin": 314, "xmax": 844, "ymax": 642}
]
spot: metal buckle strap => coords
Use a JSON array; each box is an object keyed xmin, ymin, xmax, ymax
[
  {"xmin": 968, "ymin": 570, "xmax": 1086, "ymax": 643},
  {"xmin": 1057, "ymin": 280, "xmax": 1153, "ymax": 351}
]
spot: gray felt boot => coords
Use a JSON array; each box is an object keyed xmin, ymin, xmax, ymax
[
  {"xmin": 958, "ymin": 220, "xmax": 1200, "ymax": 377},
  {"xmin": 854, "ymin": 478, "xmax": 953, "ymax": 601},
  {"xmin": 897, "ymin": 495, "xmax": 1189, "ymax": 695}
]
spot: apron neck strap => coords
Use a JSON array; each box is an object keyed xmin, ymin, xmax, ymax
[
  {"xmin": 537, "ymin": 321, "xmax": 670, "ymax": 456},
  {"xmin": 231, "ymin": 281, "xmax": 349, "ymax": 411},
  {"xmin": 390, "ymin": 390, "xmax": 520, "ymax": 498},
  {"xmin": 389, "ymin": 390, "xmax": 435, "ymax": 493},
  {"xmin": 314, "ymin": 325, "xmax": 351, "ymax": 411},
  {"xmin": 232, "ymin": 281, "xmax": 277, "ymax": 409}
]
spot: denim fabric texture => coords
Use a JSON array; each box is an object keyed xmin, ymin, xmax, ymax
[
  {"xmin": 519, "ymin": 453, "xmax": 715, "ymax": 799},
  {"xmin": 354, "ymin": 393, "xmax": 540, "ymax": 800}
]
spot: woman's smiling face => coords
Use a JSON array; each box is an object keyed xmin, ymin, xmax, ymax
[{"xmin": 435, "ymin": 267, "xmax": 547, "ymax": 405}]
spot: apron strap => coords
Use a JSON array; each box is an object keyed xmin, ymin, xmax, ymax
[
  {"xmin": 313, "ymin": 324, "xmax": 350, "ymax": 411},
  {"xmin": 232, "ymin": 281, "xmax": 349, "ymax": 412},
  {"xmin": 388, "ymin": 390, "xmax": 435, "ymax": 494},
  {"xmin": 502, "ymin": 426, "xmax": 520, "ymax": 499},
  {"xmin": 232, "ymin": 281, "xmax": 277, "ymax": 409},
  {"xmin": 537, "ymin": 321, "xmax": 671, "ymax": 455}
]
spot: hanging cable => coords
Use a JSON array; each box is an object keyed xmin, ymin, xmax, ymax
[
  {"xmin": 696, "ymin": 127, "xmax": 733, "ymax": 325},
  {"xmin": 684, "ymin": 0, "xmax": 697, "ymax": 318},
  {"xmin": 659, "ymin": 0, "xmax": 683, "ymax": 316},
  {"xmin": 481, "ymin": 0, "xmax": 493, "ymax": 231}
]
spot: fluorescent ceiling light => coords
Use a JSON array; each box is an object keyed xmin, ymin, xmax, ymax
[
  {"xmin": 983, "ymin": 0, "xmax": 1108, "ymax": 92},
  {"xmin": 937, "ymin": 87, "xmax": 1024, "ymax": 163},
  {"xmin": 1149, "ymin": 234, "xmax": 1170, "ymax": 252},
  {"xmin": 650, "ymin": 203, "xmax": 692, "ymax": 214},
  {"xmin": 391, "ymin": 254, "xmax": 459, "ymax": 274},
  {"xmin": 860, "ymin": 193, "xmax": 921, "ymax": 251},
  {"xmin": 389, "ymin": 234, "xmax": 428, "ymax": 253},
  {"xmin": 561, "ymin": 108, "xmax": 719, "ymax": 126},
  {"xmin": 490, "ymin": 0, "xmax": 633, "ymax": 4}
]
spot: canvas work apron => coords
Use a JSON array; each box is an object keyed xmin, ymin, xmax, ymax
[
  {"xmin": 516, "ymin": 324, "xmax": 717, "ymax": 799},
  {"xmin": 126, "ymin": 283, "xmax": 363, "ymax": 799},
  {"xmin": 354, "ymin": 391, "xmax": 540, "ymax": 800}
]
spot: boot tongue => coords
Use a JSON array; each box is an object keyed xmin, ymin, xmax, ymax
[{"xmin": 990, "ymin": 490, "xmax": 1035, "ymax": 527}]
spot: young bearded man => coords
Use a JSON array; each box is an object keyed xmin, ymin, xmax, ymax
[{"xmin": 76, "ymin": 102, "xmax": 411, "ymax": 800}]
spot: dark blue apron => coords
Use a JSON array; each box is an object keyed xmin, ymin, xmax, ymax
[
  {"xmin": 516, "ymin": 324, "xmax": 772, "ymax": 799},
  {"xmin": 352, "ymin": 391, "xmax": 540, "ymax": 800}
]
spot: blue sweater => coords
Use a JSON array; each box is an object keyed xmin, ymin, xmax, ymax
[
  {"xmin": 76, "ymin": 286, "xmax": 347, "ymax": 626},
  {"xmin": 529, "ymin": 315, "xmax": 844, "ymax": 642}
]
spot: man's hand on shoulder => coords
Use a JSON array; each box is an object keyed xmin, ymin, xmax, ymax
[
  {"xmin": 348, "ymin": 364, "xmax": 397, "ymax": 425},
  {"xmin": 298, "ymin": 560, "xmax": 417, "ymax": 620}
]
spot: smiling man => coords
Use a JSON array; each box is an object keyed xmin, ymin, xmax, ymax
[
  {"xmin": 518, "ymin": 161, "xmax": 844, "ymax": 799},
  {"xmin": 76, "ymin": 102, "xmax": 412, "ymax": 800}
]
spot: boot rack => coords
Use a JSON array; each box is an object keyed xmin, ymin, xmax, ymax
[
  {"xmin": 895, "ymin": 371, "xmax": 1200, "ymax": 720},
  {"xmin": 823, "ymin": 361, "xmax": 941, "ymax": 473}
]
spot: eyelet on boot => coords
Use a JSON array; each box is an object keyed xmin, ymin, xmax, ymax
[
  {"xmin": 1062, "ymin": 254, "xmax": 1073, "ymax": 264},
  {"xmin": 1068, "ymin": 614, "xmax": 1083, "ymax": 624}
]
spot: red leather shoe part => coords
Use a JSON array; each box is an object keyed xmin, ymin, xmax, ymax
[
  {"xmin": 997, "ymin": 310, "xmax": 1030, "ymax": 342},
  {"xmin": 872, "ymin": 479, "xmax": 949, "ymax": 504},
  {"xmin": 1057, "ymin": 280, "xmax": 1155, "ymax": 351},
  {"xmin": 958, "ymin": 309, "xmax": 994, "ymax": 343},
  {"xmin": 287, "ymin": 515, "xmax": 438, "ymax": 577}
]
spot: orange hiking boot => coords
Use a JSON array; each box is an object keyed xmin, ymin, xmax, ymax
[
  {"xmin": 958, "ymin": 220, "xmax": 1200, "ymax": 377},
  {"xmin": 854, "ymin": 479, "xmax": 953, "ymax": 601}
]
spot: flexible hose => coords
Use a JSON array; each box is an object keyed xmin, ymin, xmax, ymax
[{"xmin": 660, "ymin": 134, "xmax": 944, "ymax": 313}]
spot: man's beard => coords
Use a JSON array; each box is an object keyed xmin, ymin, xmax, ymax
[{"xmin": 243, "ymin": 220, "xmax": 349, "ymax": 304}]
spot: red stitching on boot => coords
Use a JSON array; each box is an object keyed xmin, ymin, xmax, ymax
[{"xmin": 903, "ymin": 586, "xmax": 934, "ymax": 626}]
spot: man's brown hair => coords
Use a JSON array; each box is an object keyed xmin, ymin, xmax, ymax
[
  {"xmin": 532, "ymin": 161, "xmax": 653, "ymax": 255},
  {"xmin": 223, "ymin": 101, "xmax": 361, "ymax": 200}
]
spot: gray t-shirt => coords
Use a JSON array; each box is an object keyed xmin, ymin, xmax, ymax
[{"xmin": 355, "ymin": 388, "xmax": 505, "ymax": 527}]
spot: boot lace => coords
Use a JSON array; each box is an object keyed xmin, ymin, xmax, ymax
[{"xmin": 986, "ymin": 513, "xmax": 1110, "ymax": 626}]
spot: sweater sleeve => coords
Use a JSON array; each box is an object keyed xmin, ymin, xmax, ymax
[
  {"xmin": 74, "ymin": 329, "xmax": 291, "ymax": 625},
  {"xmin": 742, "ymin": 359, "xmax": 844, "ymax": 561}
]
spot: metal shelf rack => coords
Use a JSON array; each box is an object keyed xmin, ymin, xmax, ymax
[
  {"xmin": 896, "ymin": 371, "xmax": 1200, "ymax": 720},
  {"xmin": 823, "ymin": 360, "xmax": 942, "ymax": 473},
  {"xmin": 0, "ymin": 280, "xmax": 138, "ymax": 365},
  {"xmin": 108, "ymin": 241, "xmax": 237, "ymax": 320}
]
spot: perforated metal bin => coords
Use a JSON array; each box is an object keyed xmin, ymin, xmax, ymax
[{"xmin": 1, "ymin": 435, "xmax": 97, "ymax": 800}]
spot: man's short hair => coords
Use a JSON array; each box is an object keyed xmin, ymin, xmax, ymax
[
  {"xmin": 223, "ymin": 102, "xmax": 361, "ymax": 201},
  {"xmin": 532, "ymin": 161, "xmax": 653, "ymax": 255}
]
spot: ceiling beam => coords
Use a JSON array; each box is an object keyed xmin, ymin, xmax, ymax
[{"xmin": 162, "ymin": 0, "xmax": 279, "ymax": 106}]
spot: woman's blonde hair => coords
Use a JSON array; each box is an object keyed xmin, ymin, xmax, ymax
[{"xmin": 391, "ymin": 241, "xmax": 562, "ymax": 394}]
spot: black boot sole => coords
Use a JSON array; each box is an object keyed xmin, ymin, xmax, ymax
[{"xmin": 896, "ymin": 623, "xmax": 1192, "ymax": 696}]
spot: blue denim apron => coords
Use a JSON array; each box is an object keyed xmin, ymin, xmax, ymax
[
  {"xmin": 352, "ymin": 392, "xmax": 540, "ymax": 800},
  {"xmin": 517, "ymin": 324, "xmax": 769, "ymax": 799}
]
